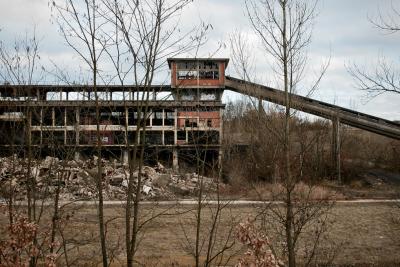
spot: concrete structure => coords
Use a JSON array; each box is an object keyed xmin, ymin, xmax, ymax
[
  {"xmin": 1, "ymin": 57, "xmax": 399, "ymax": 172},
  {"xmin": 0, "ymin": 58, "xmax": 228, "ymax": 169}
]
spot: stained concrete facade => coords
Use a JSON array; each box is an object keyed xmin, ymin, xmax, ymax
[{"xmin": 0, "ymin": 58, "xmax": 229, "ymax": 170}]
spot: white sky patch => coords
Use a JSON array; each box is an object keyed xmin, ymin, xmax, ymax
[{"xmin": 0, "ymin": 0, "xmax": 399, "ymax": 120}]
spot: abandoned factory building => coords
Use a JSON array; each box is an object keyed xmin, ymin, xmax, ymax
[{"xmin": 0, "ymin": 58, "xmax": 229, "ymax": 170}]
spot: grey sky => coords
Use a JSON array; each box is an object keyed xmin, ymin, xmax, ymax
[{"xmin": 0, "ymin": 0, "xmax": 399, "ymax": 120}]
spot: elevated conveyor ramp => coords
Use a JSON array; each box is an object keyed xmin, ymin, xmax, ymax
[{"xmin": 225, "ymin": 76, "xmax": 400, "ymax": 140}]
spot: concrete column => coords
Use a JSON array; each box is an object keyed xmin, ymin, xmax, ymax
[
  {"xmin": 74, "ymin": 151, "xmax": 80, "ymax": 161},
  {"xmin": 258, "ymin": 97, "xmax": 263, "ymax": 113},
  {"xmin": 162, "ymin": 109, "xmax": 165, "ymax": 145},
  {"xmin": 64, "ymin": 107, "xmax": 67, "ymax": 145},
  {"xmin": 174, "ymin": 108, "xmax": 178, "ymax": 145},
  {"xmin": 74, "ymin": 107, "xmax": 80, "ymax": 161},
  {"xmin": 122, "ymin": 149, "xmax": 129, "ymax": 165},
  {"xmin": 125, "ymin": 107, "xmax": 129, "ymax": 145},
  {"xmin": 332, "ymin": 116, "xmax": 341, "ymax": 183},
  {"xmin": 218, "ymin": 149, "xmax": 223, "ymax": 173},
  {"xmin": 173, "ymin": 148, "xmax": 179, "ymax": 171},
  {"xmin": 149, "ymin": 109, "xmax": 153, "ymax": 127},
  {"xmin": 27, "ymin": 110, "xmax": 32, "ymax": 147},
  {"xmin": 218, "ymin": 108, "xmax": 224, "ymax": 172},
  {"xmin": 40, "ymin": 108, "xmax": 43, "ymax": 145},
  {"xmin": 74, "ymin": 107, "xmax": 81, "ymax": 161},
  {"xmin": 52, "ymin": 107, "xmax": 55, "ymax": 127},
  {"xmin": 75, "ymin": 107, "xmax": 80, "ymax": 145},
  {"xmin": 219, "ymin": 108, "xmax": 223, "ymax": 145}
]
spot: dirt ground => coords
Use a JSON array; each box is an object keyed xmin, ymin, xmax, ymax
[
  {"xmin": 224, "ymin": 169, "xmax": 400, "ymax": 201},
  {"xmin": 2, "ymin": 201, "xmax": 397, "ymax": 267}
]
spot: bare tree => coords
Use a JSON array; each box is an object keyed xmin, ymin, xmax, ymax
[
  {"xmin": 102, "ymin": 2, "xmax": 216, "ymax": 267},
  {"xmin": 51, "ymin": 1, "xmax": 111, "ymax": 266},
  {"xmin": 242, "ymin": 1, "xmax": 334, "ymax": 266},
  {"xmin": 177, "ymin": 130, "xmax": 236, "ymax": 267},
  {"xmin": 348, "ymin": 2, "xmax": 400, "ymax": 97}
]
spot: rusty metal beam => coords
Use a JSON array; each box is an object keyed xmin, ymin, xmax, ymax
[{"xmin": 225, "ymin": 76, "xmax": 400, "ymax": 140}]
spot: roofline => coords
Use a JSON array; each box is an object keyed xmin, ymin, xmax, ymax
[{"xmin": 167, "ymin": 57, "xmax": 229, "ymax": 68}]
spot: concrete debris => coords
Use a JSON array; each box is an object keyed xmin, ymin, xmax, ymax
[{"xmin": 0, "ymin": 155, "xmax": 217, "ymax": 201}]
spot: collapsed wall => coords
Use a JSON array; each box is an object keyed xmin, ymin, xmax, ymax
[{"xmin": 0, "ymin": 156, "xmax": 217, "ymax": 201}]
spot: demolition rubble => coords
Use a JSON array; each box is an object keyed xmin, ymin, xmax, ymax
[{"xmin": 0, "ymin": 156, "xmax": 217, "ymax": 201}]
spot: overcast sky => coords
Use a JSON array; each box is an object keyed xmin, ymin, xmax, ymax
[{"xmin": 0, "ymin": 0, "xmax": 399, "ymax": 120}]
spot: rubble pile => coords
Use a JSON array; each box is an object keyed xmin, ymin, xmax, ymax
[{"xmin": 0, "ymin": 156, "xmax": 216, "ymax": 201}]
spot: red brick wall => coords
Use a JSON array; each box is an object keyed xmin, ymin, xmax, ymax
[
  {"xmin": 170, "ymin": 61, "xmax": 226, "ymax": 88},
  {"xmin": 177, "ymin": 111, "xmax": 220, "ymax": 128}
]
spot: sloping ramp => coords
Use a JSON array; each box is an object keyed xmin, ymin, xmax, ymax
[{"xmin": 225, "ymin": 76, "xmax": 400, "ymax": 140}]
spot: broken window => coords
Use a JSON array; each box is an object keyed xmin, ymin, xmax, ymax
[
  {"xmin": 42, "ymin": 108, "xmax": 53, "ymax": 126},
  {"xmin": 31, "ymin": 109, "xmax": 41, "ymax": 126},
  {"xmin": 153, "ymin": 110, "xmax": 163, "ymax": 126},
  {"xmin": 177, "ymin": 131, "xmax": 186, "ymax": 142},
  {"xmin": 176, "ymin": 61, "xmax": 219, "ymax": 80},
  {"xmin": 66, "ymin": 131, "xmax": 75, "ymax": 144},
  {"xmin": 128, "ymin": 131, "xmax": 137, "ymax": 144},
  {"xmin": 185, "ymin": 118, "xmax": 198, "ymax": 128},
  {"xmin": 66, "ymin": 108, "xmax": 75, "ymax": 126},
  {"xmin": 177, "ymin": 70, "xmax": 198, "ymax": 80},
  {"xmin": 164, "ymin": 131, "xmax": 174, "ymax": 145},
  {"xmin": 143, "ymin": 131, "xmax": 162, "ymax": 145},
  {"xmin": 31, "ymin": 131, "xmax": 41, "ymax": 145},
  {"xmin": 200, "ymin": 92, "xmax": 217, "ymax": 100},
  {"xmin": 164, "ymin": 111, "xmax": 174, "ymax": 126},
  {"xmin": 55, "ymin": 109, "xmax": 64, "ymax": 126}
]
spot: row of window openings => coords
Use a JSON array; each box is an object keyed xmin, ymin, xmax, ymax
[
  {"xmin": 50, "ymin": 92, "xmax": 172, "ymax": 101},
  {"xmin": 28, "ymin": 131, "xmax": 219, "ymax": 145},
  {"xmin": 0, "ymin": 92, "xmax": 174, "ymax": 102},
  {"xmin": 177, "ymin": 70, "xmax": 219, "ymax": 80},
  {"xmin": 30, "ymin": 110, "xmax": 216, "ymax": 128},
  {"xmin": 30, "ymin": 110, "xmax": 175, "ymax": 126},
  {"xmin": 176, "ymin": 61, "xmax": 219, "ymax": 70}
]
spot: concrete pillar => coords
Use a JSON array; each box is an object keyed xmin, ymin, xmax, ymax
[
  {"xmin": 218, "ymin": 149, "xmax": 223, "ymax": 174},
  {"xmin": 173, "ymin": 148, "xmax": 179, "ymax": 171},
  {"xmin": 332, "ymin": 116, "xmax": 341, "ymax": 183},
  {"xmin": 149, "ymin": 109, "xmax": 153, "ymax": 127},
  {"xmin": 122, "ymin": 149, "xmax": 129, "ymax": 165},
  {"xmin": 74, "ymin": 107, "xmax": 81, "ymax": 161},
  {"xmin": 125, "ymin": 107, "xmax": 129, "ymax": 145},
  {"xmin": 218, "ymin": 108, "xmax": 224, "ymax": 171},
  {"xmin": 40, "ymin": 108, "xmax": 43, "ymax": 145},
  {"xmin": 174, "ymin": 108, "xmax": 178, "ymax": 145},
  {"xmin": 27, "ymin": 110, "xmax": 32, "ymax": 146},
  {"xmin": 258, "ymin": 97, "xmax": 263, "ymax": 113},
  {"xmin": 52, "ymin": 107, "xmax": 55, "ymax": 127},
  {"xmin": 64, "ymin": 107, "xmax": 67, "ymax": 145},
  {"xmin": 74, "ymin": 151, "xmax": 80, "ymax": 161},
  {"xmin": 75, "ymin": 107, "xmax": 80, "ymax": 146}
]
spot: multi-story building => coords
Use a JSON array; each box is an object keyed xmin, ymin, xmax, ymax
[{"xmin": 0, "ymin": 58, "xmax": 229, "ymax": 170}]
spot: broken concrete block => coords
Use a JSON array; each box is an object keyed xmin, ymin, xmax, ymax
[{"xmin": 142, "ymin": 185, "xmax": 152, "ymax": 195}]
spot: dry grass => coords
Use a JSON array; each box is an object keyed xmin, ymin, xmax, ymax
[{"xmin": 1, "ymin": 202, "xmax": 400, "ymax": 266}]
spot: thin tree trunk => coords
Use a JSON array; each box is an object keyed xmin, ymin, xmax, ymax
[{"xmin": 282, "ymin": 1, "xmax": 295, "ymax": 266}]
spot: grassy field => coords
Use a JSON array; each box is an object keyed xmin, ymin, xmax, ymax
[{"xmin": 4, "ymin": 201, "xmax": 397, "ymax": 266}]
